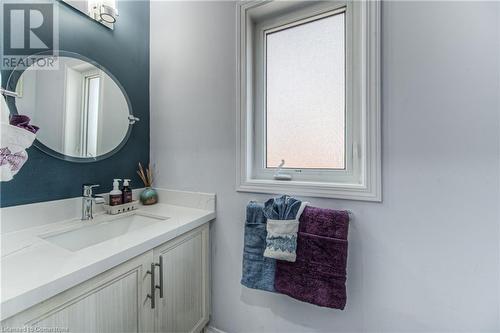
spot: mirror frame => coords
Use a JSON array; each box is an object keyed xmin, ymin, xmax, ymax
[{"xmin": 5, "ymin": 50, "xmax": 135, "ymax": 163}]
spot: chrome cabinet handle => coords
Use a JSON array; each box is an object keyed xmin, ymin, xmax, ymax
[
  {"xmin": 146, "ymin": 263, "xmax": 155, "ymax": 309},
  {"xmin": 155, "ymin": 256, "xmax": 163, "ymax": 298}
]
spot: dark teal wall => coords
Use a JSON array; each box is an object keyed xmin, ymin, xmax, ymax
[{"xmin": 0, "ymin": 0, "xmax": 150, "ymax": 207}]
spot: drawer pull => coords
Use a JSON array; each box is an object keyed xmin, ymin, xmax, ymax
[
  {"xmin": 146, "ymin": 263, "xmax": 155, "ymax": 309},
  {"xmin": 155, "ymin": 256, "xmax": 164, "ymax": 298}
]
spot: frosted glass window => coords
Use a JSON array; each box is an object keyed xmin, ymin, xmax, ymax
[{"xmin": 266, "ymin": 12, "xmax": 345, "ymax": 169}]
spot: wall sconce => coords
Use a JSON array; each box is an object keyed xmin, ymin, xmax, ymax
[
  {"xmin": 59, "ymin": 0, "xmax": 118, "ymax": 30},
  {"xmin": 89, "ymin": 0, "xmax": 118, "ymax": 29}
]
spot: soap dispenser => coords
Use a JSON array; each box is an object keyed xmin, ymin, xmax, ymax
[
  {"xmin": 109, "ymin": 179, "xmax": 122, "ymax": 206},
  {"xmin": 122, "ymin": 179, "xmax": 132, "ymax": 203}
]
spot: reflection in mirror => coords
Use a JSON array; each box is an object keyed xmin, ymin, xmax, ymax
[{"xmin": 11, "ymin": 55, "xmax": 133, "ymax": 161}]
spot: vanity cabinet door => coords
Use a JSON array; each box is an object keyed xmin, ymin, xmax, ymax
[
  {"xmin": 153, "ymin": 224, "xmax": 210, "ymax": 333},
  {"xmin": 2, "ymin": 252, "xmax": 154, "ymax": 333}
]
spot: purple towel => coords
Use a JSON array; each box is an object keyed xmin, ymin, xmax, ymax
[
  {"xmin": 9, "ymin": 115, "xmax": 39, "ymax": 134},
  {"xmin": 298, "ymin": 206, "xmax": 349, "ymax": 240},
  {"xmin": 275, "ymin": 207, "xmax": 349, "ymax": 309}
]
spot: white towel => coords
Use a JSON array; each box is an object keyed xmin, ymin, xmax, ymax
[
  {"xmin": 0, "ymin": 122, "xmax": 35, "ymax": 181},
  {"xmin": 263, "ymin": 202, "xmax": 308, "ymax": 262}
]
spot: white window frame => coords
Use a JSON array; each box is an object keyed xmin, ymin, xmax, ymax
[
  {"xmin": 236, "ymin": 0, "xmax": 381, "ymax": 201},
  {"xmin": 80, "ymin": 70, "xmax": 101, "ymax": 157},
  {"xmin": 254, "ymin": 6, "xmax": 352, "ymax": 183}
]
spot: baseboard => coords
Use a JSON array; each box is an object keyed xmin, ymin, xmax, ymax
[{"xmin": 204, "ymin": 325, "xmax": 227, "ymax": 333}]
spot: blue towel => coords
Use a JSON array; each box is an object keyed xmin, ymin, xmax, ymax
[
  {"xmin": 241, "ymin": 201, "xmax": 276, "ymax": 292},
  {"xmin": 262, "ymin": 195, "xmax": 306, "ymax": 262},
  {"xmin": 263, "ymin": 195, "xmax": 302, "ymax": 220}
]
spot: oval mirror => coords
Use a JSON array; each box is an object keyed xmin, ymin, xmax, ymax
[{"xmin": 6, "ymin": 52, "xmax": 135, "ymax": 162}]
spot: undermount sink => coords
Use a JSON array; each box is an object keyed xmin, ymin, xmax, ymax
[{"xmin": 40, "ymin": 213, "xmax": 169, "ymax": 252}]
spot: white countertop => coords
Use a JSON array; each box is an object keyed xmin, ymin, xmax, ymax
[{"xmin": 0, "ymin": 189, "xmax": 215, "ymax": 321}]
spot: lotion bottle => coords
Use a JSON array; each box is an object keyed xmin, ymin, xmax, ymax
[
  {"xmin": 122, "ymin": 179, "xmax": 132, "ymax": 203},
  {"xmin": 109, "ymin": 179, "xmax": 122, "ymax": 206}
]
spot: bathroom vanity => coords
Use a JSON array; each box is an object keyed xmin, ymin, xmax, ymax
[
  {"xmin": 0, "ymin": 3, "xmax": 214, "ymax": 331},
  {"xmin": 0, "ymin": 189, "xmax": 215, "ymax": 332}
]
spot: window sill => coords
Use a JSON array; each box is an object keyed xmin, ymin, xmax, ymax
[{"xmin": 236, "ymin": 178, "xmax": 381, "ymax": 202}]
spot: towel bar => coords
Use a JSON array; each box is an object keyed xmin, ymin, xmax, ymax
[
  {"xmin": 253, "ymin": 196, "xmax": 353, "ymax": 219},
  {"xmin": 0, "ymin": 88, "xmax": 18, "ymax": 98}
]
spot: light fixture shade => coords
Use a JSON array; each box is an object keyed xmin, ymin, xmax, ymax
[
  {"xmin": 86, "ymin": 0, "xmax": 118, "ymax": 28},
  {"xmin": 99, "ymin": 4, "xmax": 117, "ymax": 23}
]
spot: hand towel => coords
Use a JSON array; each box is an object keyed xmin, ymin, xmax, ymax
[
  {"xmin": 9, "ymin": 115, "xmax": 39, "ymax": 134},
  {"xmin": 0, "ymin": 122, "xmax": 36, "ymax": 182},
  {"xmin": 274, "ymin": 207, "xmax": 350, "ymax": 309},
  {"xmin": 262, "ymin": 195, "xmax": 302, "ymax": 220},
  {"xmin": 263, "ymin": 195, "xmax": 308, "ymax": 262},
  {"xmin": 0, "ymin": 147, "xmax": 28, "ymax": 181},
  {"xmin": 241, "ymin": 201, "xmax": 276, "ymax": 292}
]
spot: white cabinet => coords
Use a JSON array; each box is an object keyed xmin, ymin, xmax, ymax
[
  {"xmin": 153, "ymin": 226, "xmax": 209, "ymax": 333},
  {"xmin": 2, "ymin": 251, "xmax": 154, "ymax": 332},
  {"xmin": 2, "ymin": 224, "xmax": 210, "ymax": 333}
]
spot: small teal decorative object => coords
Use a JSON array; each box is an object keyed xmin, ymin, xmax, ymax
[{"xmin": 140, "ymin": 187, "xmax": 158, "ymax": 205}]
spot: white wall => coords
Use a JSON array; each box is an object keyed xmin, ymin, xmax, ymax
[
  {"xmin": 150, "ymin": 1, "xmax": 500, "ymax": 332},
  {"xmin": 16, "ymin": 68, "xmax": 65, "ymax": 152}
]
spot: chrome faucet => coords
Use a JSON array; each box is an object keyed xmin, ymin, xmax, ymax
[{"xmin": 82, "ymin": 184, "xmax": 105, "ymax": 220}]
